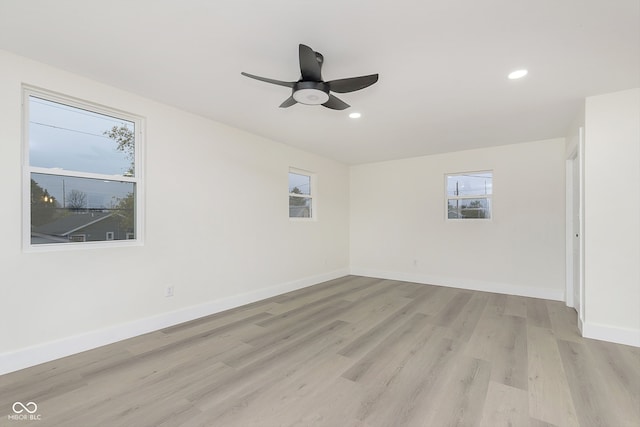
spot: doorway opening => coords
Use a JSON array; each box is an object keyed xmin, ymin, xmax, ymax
[{"xmin": 565, "ymin": 127, "xmax": 584, "ymax": 333}]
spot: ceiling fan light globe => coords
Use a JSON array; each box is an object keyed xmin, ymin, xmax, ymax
[{"xmin": 293, "ymin": 88, "xmax": 330, "ymax": 105}]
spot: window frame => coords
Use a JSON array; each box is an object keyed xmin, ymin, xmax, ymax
[
  {"xmin": 22, "ymin": 86, "xmax": 145, "ymax": 251},
  {"xmin": 445, "ymin": 170, "xmax": 493, "ymax": 221},
  {"xmin": 288, "ymin": 168, "xmax": 316, "ymax": 221}
]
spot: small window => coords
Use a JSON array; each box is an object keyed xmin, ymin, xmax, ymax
[
  {"xmin": 24, "ymin": 87, "xmax": 143, "ymax": 248},
  {"xmin": 289, "ymin": 169, "xmax": 314, "ymax": 219},
  {"xmin": 446, "ymin": 171, "xmax": 492, "ymax": 219}
]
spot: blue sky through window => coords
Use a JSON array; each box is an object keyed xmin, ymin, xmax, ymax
[{"xmin": 29, "ymin": 96, "xmax": 133, "ymax": 176}]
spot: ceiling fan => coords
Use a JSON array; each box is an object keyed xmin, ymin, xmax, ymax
[{"xmin": 241, "ymin": 44, "xmax": 378, "ymax": 110}]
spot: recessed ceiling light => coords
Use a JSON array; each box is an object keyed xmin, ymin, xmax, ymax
[
  {"xmin": 349, "ymin": 112, "xmax": 362, "ymax": 119},
  {"xmin": 508, "ymin": 69, "xmax": 528, "ymax": 80}
]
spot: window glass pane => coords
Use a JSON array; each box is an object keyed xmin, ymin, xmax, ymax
[
  {"xmin": 29, "ymin": 96, "xmax": 135, "ymax": 177},
  {"xmin": 289, "ymin": 196, "xmax": 311, "ymax": 218},
  {"xmin": 288, "ymin": 172, "xmax": 311, "ymax": 195},
  {"xmin": 448, "ymin": 197, "xmax": 491, "ymax": 219},
  {"xmin": 31, "ymin": 173, "xmax": 135, "ymax": 244},
  {"xmin": 447, "ymin": 172, "xmax": 492, "ymax": 197},
  {"xmin": 447, "ymin": 199, "xmax": 460, "ymax": 219}
]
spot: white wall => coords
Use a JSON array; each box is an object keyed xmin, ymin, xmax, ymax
[
  {"xmin": 0, "ymin": 50, "xmax": 350, "ymax": 373},
  {"xmin": 350, "ymin": 139, "xmax": 567, "ymax": 300},
  {"xmin": 583, "ymin": 88, "xmax": 640, "ymax": 346},
  {"xmin": 2, "ymin": 49, "xmax": 636, "ymax": 374}
]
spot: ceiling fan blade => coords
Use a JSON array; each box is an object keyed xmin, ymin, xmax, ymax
[
  {"xmin": 322, "ymin": 94, "xmax": 350, "ymax": 110},
  {"xmin": 327, "ymin": 74, "xmax": 379, "ymax": 93},
  {"xmin": 241, "ymin": 72, "xmax": 295, "ymax": 88},
  {"xmin": 299, "ymin": 44, "xmax": 322, "ymax": 81},
  {"xmin": 279, "ymin": 96, "xmax": 297, "ymax": 108}
]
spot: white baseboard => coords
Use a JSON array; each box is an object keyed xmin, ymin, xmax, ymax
[
  {"xmin": 349, "ymin": 267, "xmax": 565, "ymax": 301},
  {"xmin": 582, "ymin": 321, "xmax": 640, "ymax": 348},
  {"xmin": 0, "ymin": 269, "xmax": 349, "ymax": 375},
  {"xmin": 5, "ymin": 268, "xmax": 635, "ymax": 375}
]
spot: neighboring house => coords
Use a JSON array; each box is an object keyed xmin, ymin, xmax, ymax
[
  {"xmin": 31, "ymin": 211, "xmax": 133, "ymax": 244},
  {"xmin": 289, "ymin": 205, "xmax": 310, "ymax": 218}
]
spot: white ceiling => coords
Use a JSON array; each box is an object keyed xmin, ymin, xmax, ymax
[{"xmin": 1, "ymin": 0, "xmax": 638, "ymax": 164}]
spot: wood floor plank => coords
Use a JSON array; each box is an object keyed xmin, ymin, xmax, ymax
[
  {"xmin": 255, "ymin": 280, "xmax": 390, "ymax": 331},
  {"xmin": 2, "ymin": 276, "xmax": 638, "ymax": 427},
  {"xmin": 527, "ymin": 325, "xmax": 579, "ymax": 426},
  {"xmin": 194, "ymin": 321, "xmax": 352, "ymax": 418},
  {"xmin": 337, "ymin": 291, "xmax": 411, "ymax": 324},
  {"xmin": 526, "ymin": 298, "xmax": 552, "ymax": 329},
  {"xmin": 466, "ymin": 304, "xmax": 528, "ymax": 390},
  {"xmin": 341, "ymin": 313, "xmax": 433, "ymax": 382},
  {"xmin": 247, "ymin": 299, "xmax": 351, "ymax": 343},
  {"xmin": 225, "ymin": 301, "xmax": 352, "ymax": 368},
  {"xmin": 352, "ymin": 332, "xmax": 456, "ymax": 424},
  {"xmin": 337, "ymin": 285, "xmax": 440, "ymax": 359},
  {"xmin": 504, "ymin": 295, "xmax": 528, "ymax": 318},
  {"xmin": 189, "ymin": 319, "xmax": 349, "ymax": 410},
  {"xmin": 334, "ymin": 293, "xmax": 413, "ymax": 341},
  {"xmin": 159, "ymin": 301, "xmax": 278, "ymax": 336},
  {"xmin": 285, "ymin": 377, "xmax": 364, "ymax": 427},
  {"xmin": 392, "ymin": 281, "xmax": 425, "ymax": 298},
  {"xmin": 339, "ymin": 279, "xmax": 396, "ymax": 303},
  {"xmin": 440, "ymin": 291, "xmax": 489, "ymax": 343},
  {"xmin": 408, "ymin": 283, "xmax": 455, "ymax": 315},
  {"xmin": 418, "ymin": 355, "xmax": 492, "ymax": 427},
  {"xmin": 485, "ymin": 293, "xmax": 508, "ymax": 316},
  {"xmin": 40, "ymin": 359, "xmax": 232, "ymax": 425},
  {"xmin": 557, "ymin": 339, "xmax": 640, "ymax": 426},
  {"xmin": 546, "ymin": 301, "xmax": 582, "ymax": 343},
  {"xmin": 529, "ymin": 417, "xmax": 560, "ymax": 427},
  {"xmin": 268, "ymin": 275, "xmax": 377, "ymax": 307},
  {"xmin": 587, "ymin": 338, "xmax": 640, "ymax": 403},
  {"xmin": 198, "ymin": 353, "xmax": 356, "ymax": 426},
  {"xmin": 479, "ymin": 381, "xmax": 530, "ymax": 427},
  {"xmin": 431, "ymin": 290, "xmax": 473, "ymax": 326}
]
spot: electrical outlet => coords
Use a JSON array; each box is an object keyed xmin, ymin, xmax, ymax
[{"xmin": 165, "ymin": 285, "xmax": 174, "ymax": 297}]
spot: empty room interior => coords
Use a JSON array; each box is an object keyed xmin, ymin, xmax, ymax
[{"xmin": 1, "ymin": 1, "xmax": 639, "ymax": 426}]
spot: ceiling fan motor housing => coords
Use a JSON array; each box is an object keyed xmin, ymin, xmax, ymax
[{"xmin": 292, "ymin": 81, "xmax": 330, "ymax": 105}]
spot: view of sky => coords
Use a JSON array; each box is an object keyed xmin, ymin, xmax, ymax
[
  {"xmin": 446, "ymin": 172, "xmax": 492, "ymax": 197},
  {"xmin": 289, "ymin": 172, "xmax": 311, "ymax": 195},
  {"xmin": 29, "ymin": 96, "xmax": 133, "ymax": 175},
  {"xmin": 29, "ymin": 96, "xmax": 135, "ymax": 208}
]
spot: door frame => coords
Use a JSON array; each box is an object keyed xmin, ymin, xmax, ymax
[{"xmin": 565, "ymin": 127, "xmax": 585, "ymax": 333}]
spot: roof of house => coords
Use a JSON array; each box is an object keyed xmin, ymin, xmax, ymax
[{"xmin": 32, "ymin": 212, "xmax": 113, "ymax": 236}]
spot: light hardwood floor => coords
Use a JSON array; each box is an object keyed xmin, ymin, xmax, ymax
[{"xmin": 1, "ymin": 276, "xmax": 639, "ymax": 426}]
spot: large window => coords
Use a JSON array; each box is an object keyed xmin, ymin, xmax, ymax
[
  {"xmin": 289, "ymin": 169, "xmax": 314, "ymax": 219},
  {"xmin": 24, "ymin": 87, "xmax": 143, "ymax": 248},
  {"xmin": 446, "ymin": 171, "xmax": 492, "ymax": 219}
]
